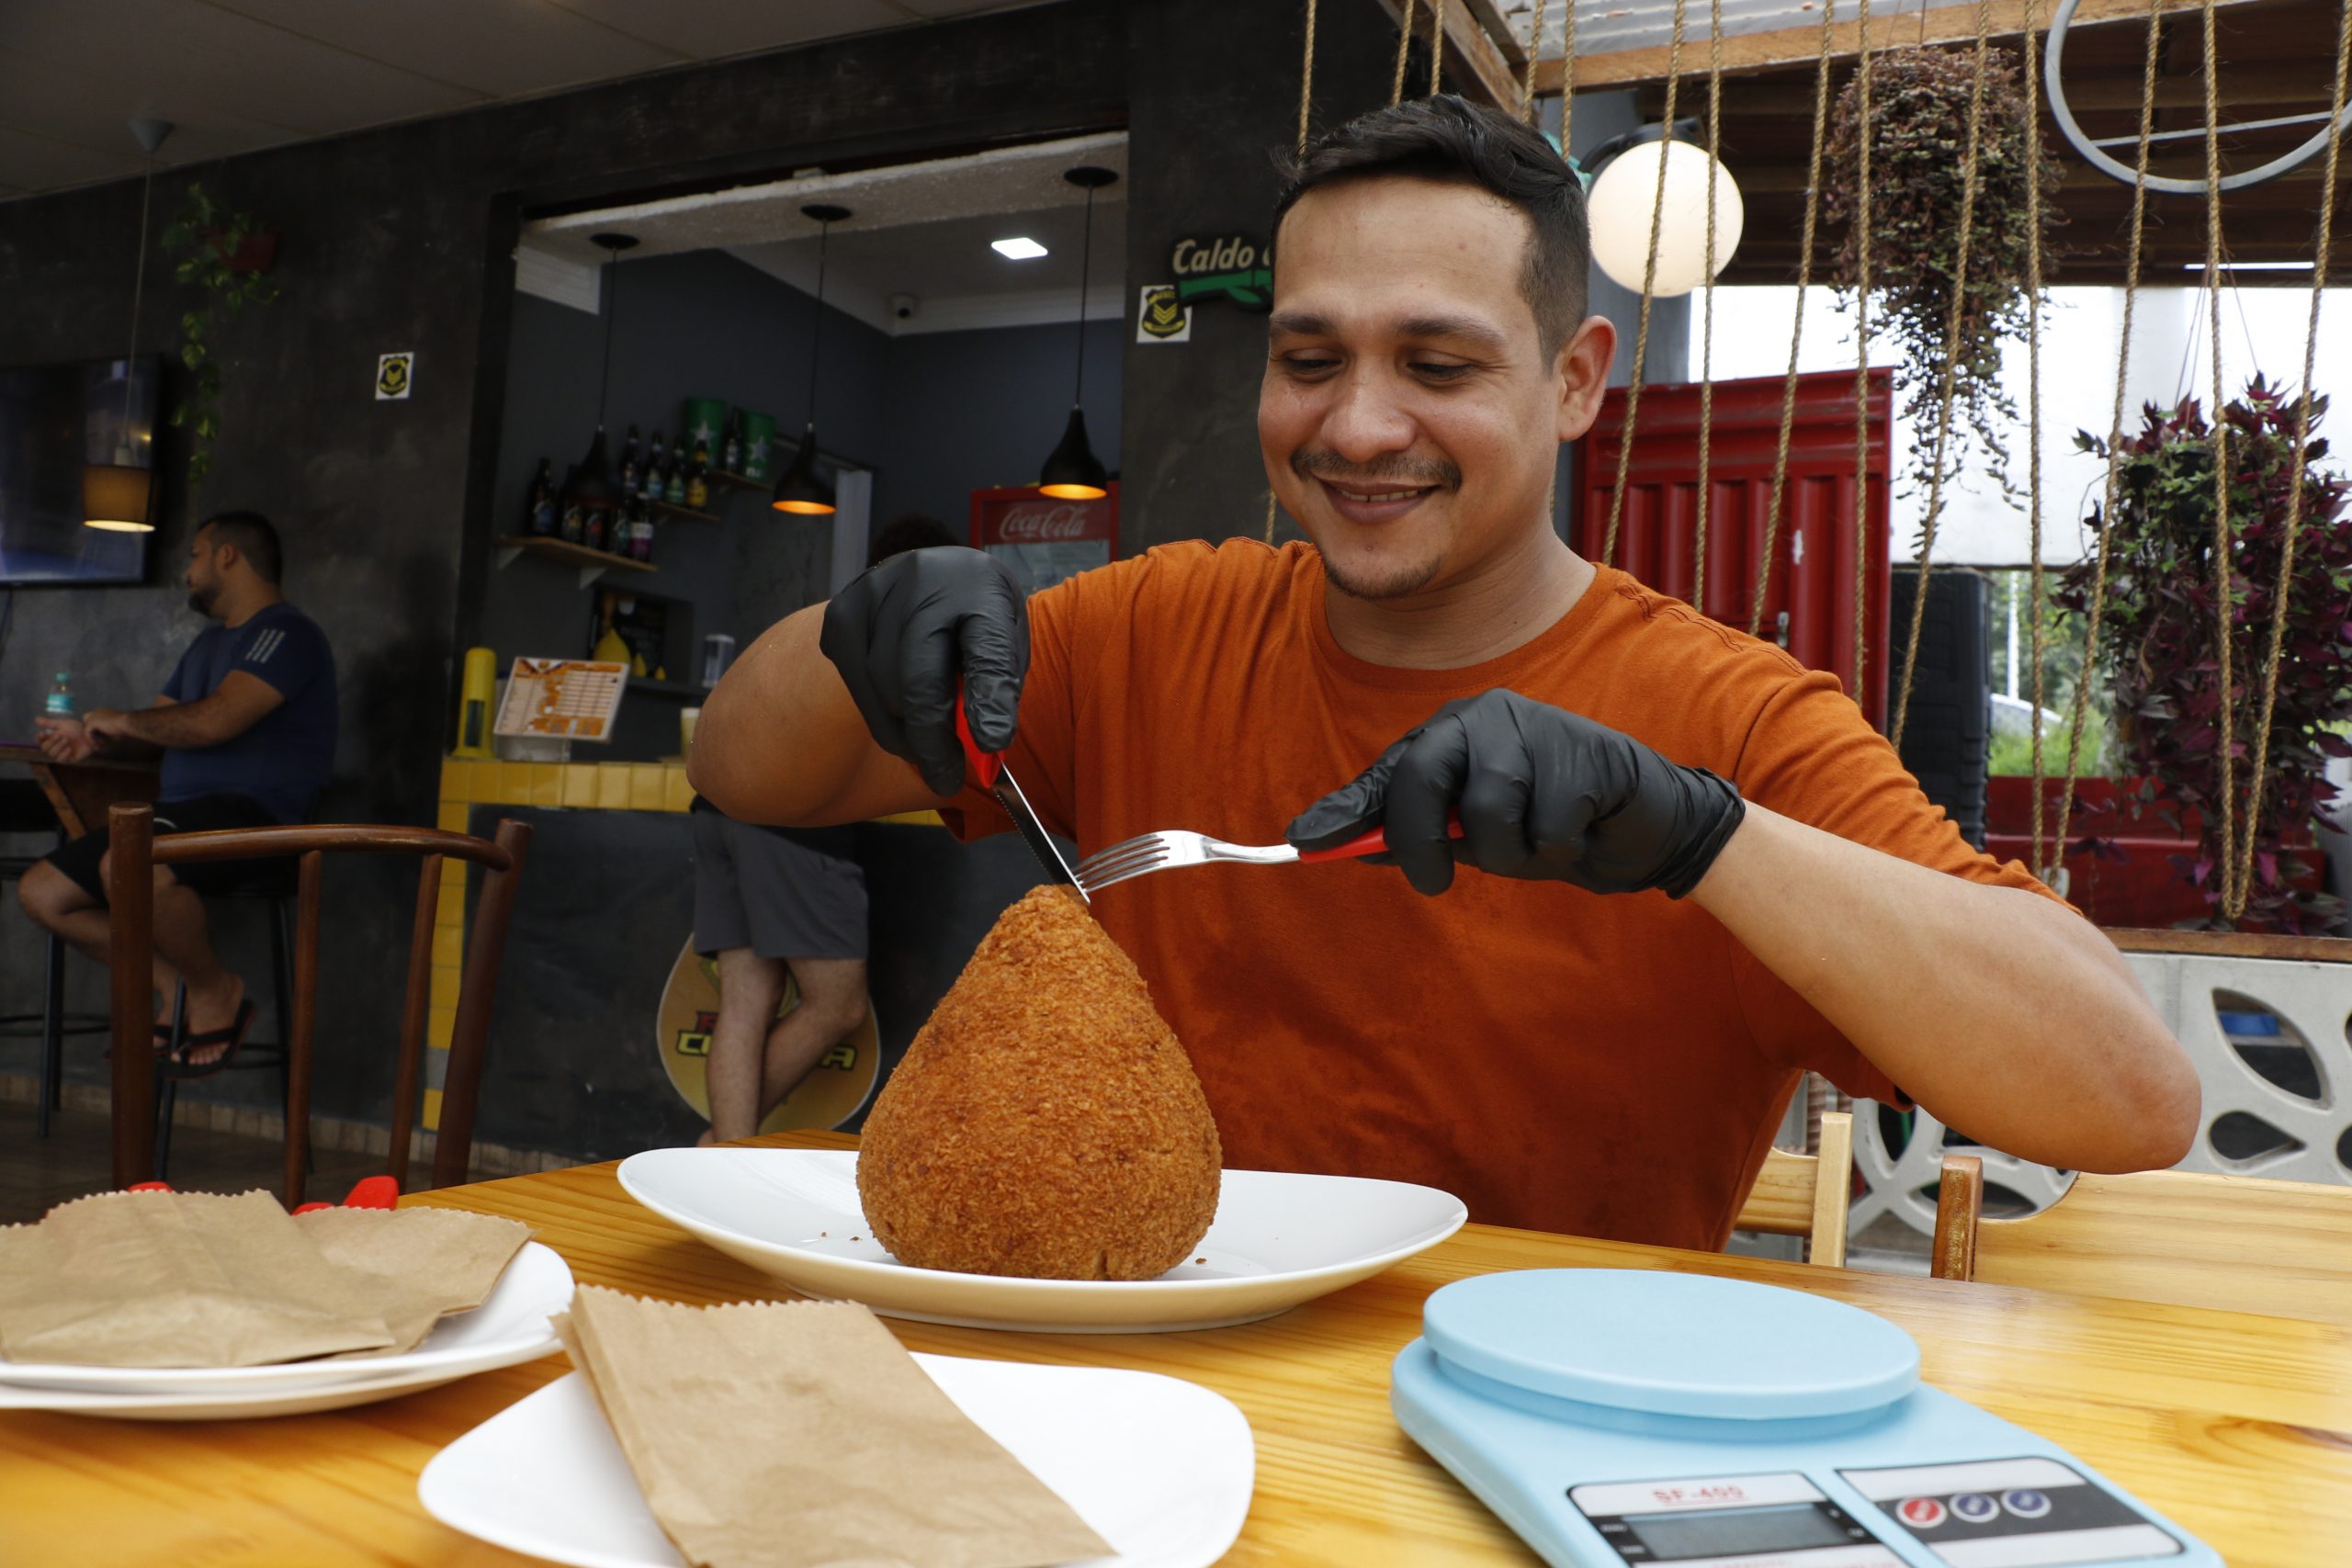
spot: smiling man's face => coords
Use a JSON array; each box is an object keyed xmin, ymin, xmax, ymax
[{"xmin": 1261, "ymin": 175, "xmax": 1600, "ymax": 603}]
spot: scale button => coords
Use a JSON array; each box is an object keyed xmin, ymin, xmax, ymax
[
  {"xmin": 2003, "ymin": 1488, "xmax": 2052, "ymax": 1519},
  {"xmin": 1951, "ymin": 1493, "xmax": 1999, "ymax": 1524},
  {"xmin": 1899, "ymin": 1497, "xmax": 1948, "ymax": 1529}
]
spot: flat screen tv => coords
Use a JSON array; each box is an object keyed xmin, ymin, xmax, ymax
[{"xmin": 0, "ymin": 354, "xmax": 162, "ymax": 586}]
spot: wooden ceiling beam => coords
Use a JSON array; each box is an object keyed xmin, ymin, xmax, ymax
[
  {"xmin": 1536, "ymin": 0, "xmax": 2279, "ymax": 93},
  {"xmin": 1363, "ymin": 0, "xmax": 1526, "ymax": 111}
]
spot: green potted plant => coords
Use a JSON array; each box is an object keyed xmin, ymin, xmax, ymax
[
  {"xmin": 1822, "ymin": 46, "xmax": 2063, "ymax": 519},
  {"xmin": 162, "ymin": 182, "xmax": 280, "ymax": 486},
  {"xmin": 2058, "ymin": 379, "xmax": 2352, "ymax": 932}
]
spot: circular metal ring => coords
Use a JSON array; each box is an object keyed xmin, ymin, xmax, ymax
[{"xmin": 2044, "ymin": 0, "xmax": 2352, "ymax": 195}]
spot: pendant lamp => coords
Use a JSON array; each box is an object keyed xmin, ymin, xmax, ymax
[
  {"xmin": 1581, "ymin": 119, "xmax": 1744, "ymax": 299},
  {"xmin": 564, "ymin": 231, "xmax": 639, "ymax": 516},
  {"xmin": 774, "ymin": 203, "xmax": 850, "ymax": 516},
  {"xmin": 1036, "ymin": 166, "xmax": 1117, "ymax": 501},
  {"xmin": 84, "ymin": 118, "xmax": 173, "ymax": 533}
]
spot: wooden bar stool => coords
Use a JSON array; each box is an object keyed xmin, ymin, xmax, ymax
[{"xmin": 104, "ymin": 803, "xmax": 532, "ymax": 1206}]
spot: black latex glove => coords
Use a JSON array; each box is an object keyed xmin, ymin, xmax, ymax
[
  {"xmin": 818, "ymin": 546, "xmax": 1028, "ymax": 797},
  {"xmin": 1286, "ymin": 689, "xmax": 1746, "ymax": 898}
]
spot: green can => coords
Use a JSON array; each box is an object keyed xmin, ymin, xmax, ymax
[
  {"xmin": 679, "ymin": 397, "xmax": 729, "ymax": 457},
  {"xmin": 739, "ymin": 411, "xmax": 778, "ymax": 481}
]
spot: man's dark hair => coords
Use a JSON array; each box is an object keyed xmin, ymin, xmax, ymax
[
  {"xmin": 1272, "ymin": 94, "xmax": 1589, "ymax": 355},
  {"xmin": 868, "ymin": 512, "xmax": 959, "ymax": 568},
  {"xmin": 198, "ymin": 510, "xmax": 282, "ymax": 585}
]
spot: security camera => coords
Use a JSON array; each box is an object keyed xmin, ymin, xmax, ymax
[{"xmin": 890, "ymin": 293, "xmax": 918, "ymax": 320}]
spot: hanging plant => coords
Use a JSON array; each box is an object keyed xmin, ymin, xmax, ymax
[
  {"xmin": 161, "ymin": 181, "xmax": 281, "ymax": 488},
  {"xmin": 1822, "ymin": 45, "xmax": 2063, "ymax": 519},
  {"xmin": 2057, "ymin": 380, "xmax": 2352, "ymax": 933}
]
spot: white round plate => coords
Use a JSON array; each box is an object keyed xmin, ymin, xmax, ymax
[
  {"xmin": 0, "ymin": 1242, "xmax": 573, "ymax": 1406},
  {"xmin": 616, "ymin": 1148, "xmax": 1466, "ymax": 1332},
  {"xmin": 419, "ymin": 1357, "xmax": 1254, "ymax": 1568}
]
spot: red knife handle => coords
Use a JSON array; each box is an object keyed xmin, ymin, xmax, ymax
[
  {"xmin": 953, "ymin": 680, "xmax": 1001, "ymax": 790},
  {"xmin": 1296, "ymin": 811, "xmax": 1466, "ymax": 863}
]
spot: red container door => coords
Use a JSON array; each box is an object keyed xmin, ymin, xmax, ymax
[{"xmin": 1577, "ymin": 370, "xmax": 1894, "ymax": 728}]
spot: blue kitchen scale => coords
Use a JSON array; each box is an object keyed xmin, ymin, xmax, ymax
[{"xmin": 1392, "ymin": 1270, "xmax": 2219, "ymax": 1568}]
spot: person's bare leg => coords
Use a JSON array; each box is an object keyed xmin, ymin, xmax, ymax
[
  {"xmin": 143, "ymin": 869, "xmax": 244, "ymax": 1065},
  {"xmin": 17, "ymin": 860, "xmax": 181, "ymax": 1027},
  {"xmin": 703, "ymin": 949, "xmax": 787, "ymax": 1145},
  {"xmin": 756, "ymin": 957, "xmax": 869, "ymax": 1115}
]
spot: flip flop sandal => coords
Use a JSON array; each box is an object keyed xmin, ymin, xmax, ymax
[{"xmin": 161, "ymin": 998, "xmax": 256, "ymax": 1080}]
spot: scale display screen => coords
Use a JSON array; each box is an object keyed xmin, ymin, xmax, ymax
[{"xmin": 1625, "ymin": 1503, "xmax": 1854, "ymax": 1559}]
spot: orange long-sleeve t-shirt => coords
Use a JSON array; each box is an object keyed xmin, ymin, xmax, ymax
[{"xmin": 944, "ymin": 539, "xmax": 2051, "ymax": 1250}]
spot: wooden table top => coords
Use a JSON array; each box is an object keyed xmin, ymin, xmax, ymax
[
  {"xmin": 4, "ymin": 1129, "xmax": 2347, "ymax": 1567},
  {"xmin": 0, "ymin": 741, "xmax": 159, "ymax": 839}
]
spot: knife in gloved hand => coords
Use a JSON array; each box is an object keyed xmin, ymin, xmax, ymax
[{"xmin": 955, "ymin": 685, "xmax": 1089, "ymax": 904}]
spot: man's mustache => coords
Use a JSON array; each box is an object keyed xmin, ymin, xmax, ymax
[{"xmin": 1290, "ymin": 448, "xmax": 1460, "ymax": 491}]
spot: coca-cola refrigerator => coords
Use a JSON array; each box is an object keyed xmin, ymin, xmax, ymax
[{"xmin": 968, "ymin": 483, "xmax": 1118, "ymax": 595}]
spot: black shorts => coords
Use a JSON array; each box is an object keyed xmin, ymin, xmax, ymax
[
  {"xmin": 690, "ymin": 807, "xmax": 867, "ymax": 961},
  {"xmin": 42, "ymin": 794, "xmax": 285, "ymax": 902}
]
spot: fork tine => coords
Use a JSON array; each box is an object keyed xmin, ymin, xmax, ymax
[
  {"xmin": 1074, "ymin": 833, "xmax": 1172, "ymax": 882},
  {"xmin": 1080, "ymin": 857, "xmax": 1176, "ymax": 894}
]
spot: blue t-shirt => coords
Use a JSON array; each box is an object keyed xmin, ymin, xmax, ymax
[{"xmin": 159, "ymin": 603, "xmax": 338, "ymax": 823}]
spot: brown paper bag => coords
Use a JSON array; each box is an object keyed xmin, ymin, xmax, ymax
[
  {"xmin": 555, "ymin": 1287, "xmax": 1113, "ymax": 1568},
  {"xmin": 0, "ymin": 1190, "xmax": 396, "ymax": 1368},
  {"xmin": 292, "ymin": 1207, "xmax": 533, "ymax": 1356}
]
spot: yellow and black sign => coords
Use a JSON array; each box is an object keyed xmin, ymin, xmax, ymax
[
  {"xmin": 375, "ymin": 351, "xmax": 413, "ymax": 400},
  {"xmin": 1136, "ymin": 284, "xmax": 1192, "ymax": 344},
  {"xmin": 654, "ymin": 938, "xmax": 880, "ymax": 1132}
]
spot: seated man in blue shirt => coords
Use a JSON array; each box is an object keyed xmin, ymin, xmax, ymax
[{"xmin": 21, "ymin": 511, "xmax": 337, "ymax": 1074}]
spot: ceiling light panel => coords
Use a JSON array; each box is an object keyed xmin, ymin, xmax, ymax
[{"xmin": 992, "ymin": 236, "xmax": 1048, "ymax": 259}]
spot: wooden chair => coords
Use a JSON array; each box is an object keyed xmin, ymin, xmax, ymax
[
  {"xmin": 1928, "ymin": 1154, "xmax": 2352, "ymax": 1325},
  {"xmin": 1733, "ymin": 1110, "xmax": 1854, "ymax": 1267},
  {"xmin": 105, "ymin": 802, "xmax": 531, "ymax": 1206}
]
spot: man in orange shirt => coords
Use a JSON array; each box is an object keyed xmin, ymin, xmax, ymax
[{"xmin": 694, "ymin": 96, "xmax": 2197, "ymax": 1249}]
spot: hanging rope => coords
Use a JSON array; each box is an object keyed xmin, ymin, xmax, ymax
[
  {"xmin": 2233, "ymin": 0, "xmax": 2352, "ymax": 917},
  {"xmin": 1601, "ymin": 0, "xmax": 1690, "ymax": 565},
  {"xmin": 2022, "ymin": 0, "xmax": 2052, "ymax": 878},
  {"xmin": 1393, "ymin": 0, "xmax": 1419, "ymax": 104},
  {"xmin": 1748, "ymin": 0, "xmax": 1838, "ymax": 637},
  {"xmin": 1890, "ymin": 0, "xmax": 1998, "ymax": 750},
  {"xmin": 1266, "ymin": 0, "xmax": 1324, "ymax": 547},
  {"xmin": 2052, "ymin": 0, "xmax": 2166, "ymax": 876},
  {"xmin": 2199, "ymin": 0, "xmax": 2242, "ymax": 915},
  {"xmin": 1522, "ymin": 0, "xmax": 1551, "ymax": 124},
  {"xmin": 1694, "ymin": 0, "xmax": 1724, "ymax": 610},
  {"xmin": 1849, "ymin": 0, "xmax": 1875, "ymax": 712},
  {"xmin": 1430, "ymin": 0, "xmax": 1450, "ymax": 95}
]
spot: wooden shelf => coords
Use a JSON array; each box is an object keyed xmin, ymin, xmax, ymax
[
  {"xmin": 649, "ymin": 498, "xmax": 719, "ymax": 524},
  {"xmin": 708, "ymin": 469, "xmax": 770, "ymax": 492},
  {"xmin": 494, "ymin": 535, "xmax": 655, "ymax": 589}
]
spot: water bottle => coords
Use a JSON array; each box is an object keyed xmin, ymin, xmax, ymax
[{"xmin": 43, "ymin": 671, "xmax": 72, "ymax": 717}]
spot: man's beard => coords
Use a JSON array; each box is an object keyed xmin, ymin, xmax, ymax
[
  {"xmin": 187, "ymin": 586, "xmax": 216, "ymax": 615},
  {"xmin": 1289, "ymin": 446, "xmax": 1459, "ymax": 602},
  {"xmin": 1322, "ymin": 548, "xmax": 1445, "ymax": 601}
]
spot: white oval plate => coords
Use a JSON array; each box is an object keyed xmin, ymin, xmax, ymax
[
  {"xmin": 419, "ymin": 1356, "xmax": 1254, "ymax": 1568},
  {"xmin": 0, "ymin": 1242, "xmax": 574, "ymax": 1398},
  {"xmin": 616, "ymin": 1148, "xmax": 1466, "ymax": 1332}
]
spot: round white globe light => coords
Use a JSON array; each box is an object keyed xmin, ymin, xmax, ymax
[{"xmin": 1585, "ymin": 140, "xmax": 1745, "ymax": 299}]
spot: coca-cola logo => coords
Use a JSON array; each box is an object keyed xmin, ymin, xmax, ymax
[{"xmin": 994, "ymin": 504, "xmax": 1098, "ymax": 542}]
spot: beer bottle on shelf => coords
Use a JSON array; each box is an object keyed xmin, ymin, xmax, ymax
[
  {"xmin": 642, "ymin": 430, "xmax": 666, "ymax": 500},
  {"xmin": 583, "ymin": 501, "xmax": 611, "ymax": 555},
  {"xmin": 686, "ymin": 439, "xmax": 710, "ymax": 511},
  {"xmin": 720, "ymin": 416, "xmax": 742, "ymax": 476},
  {"xmin": 628, "ymin": 497, "xmax": 655, "ymax": 561},
  {"xmin": 558, "ymin": 474, "xmax": 586, "ymax": 544},
  {"xmin": 618, "ymin": 425, "xmax": 642, "ymax": 497},
  {"xmin": 666, "ymin": 438, "xmax": 688, "ymax": 504},
  {"xmin": 525, "ymin": 458, "xmax": 556, "ymax": 535}
]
